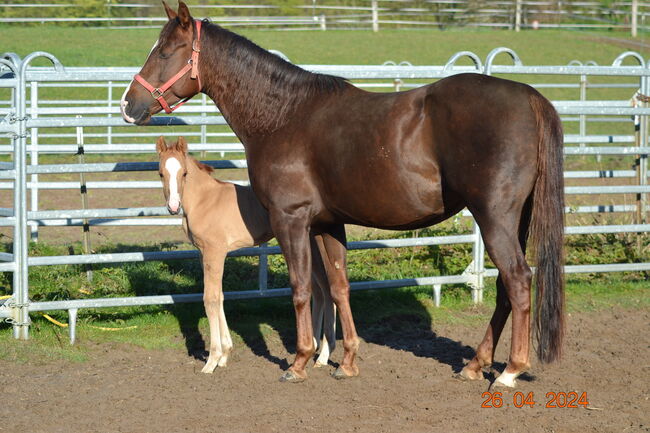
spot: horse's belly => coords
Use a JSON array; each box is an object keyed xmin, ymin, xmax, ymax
[{"xmin": 322, "ymin": 174, "xmax": 453, "ymax": 229}]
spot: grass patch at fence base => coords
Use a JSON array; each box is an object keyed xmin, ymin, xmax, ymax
[{"xmin": 1, "ymin": 277, "xmax": 646, "ymax": 366}]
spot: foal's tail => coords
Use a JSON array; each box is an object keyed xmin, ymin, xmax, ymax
[{"xmin": 528, "ymin": 92, "xmax": 565, "ymax": 364}]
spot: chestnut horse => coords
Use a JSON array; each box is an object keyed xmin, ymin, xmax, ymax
[
  {"xmin": 122, "ymin": 2, "xmax": 565, "ymax": 388},
  {"xmin": 156, "ymin": 136, "xmax": 336, "ymax": 373}
]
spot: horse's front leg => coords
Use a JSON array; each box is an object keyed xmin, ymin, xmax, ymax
[
  {"xmin": 271, "ymin": 211, "xmax": 315, "ymax": 383},
  {"xmin": 200, "ymin": 247, "xmax": 230, "ymax": 373}
]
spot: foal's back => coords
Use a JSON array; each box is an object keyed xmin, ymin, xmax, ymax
[{"xmin": 183, "ymin": 161, "xmax": 273, "ymax": 251}]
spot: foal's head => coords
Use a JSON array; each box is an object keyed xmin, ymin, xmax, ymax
[
  {"xmin": 156, "ymin": 136, "xmax": 190, "ymax": 215},
  {"xmin": 121, "ymin": 1, "xmax": 201, "ymax": 125}
]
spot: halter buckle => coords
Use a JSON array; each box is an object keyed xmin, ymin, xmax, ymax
[
  {"xmin": 192, "ymin": 40, "xmax": 201, "ymax": 53},
  {"xmin": 151, "ymin": 88, "xmax": 164, "ymax": 99}
]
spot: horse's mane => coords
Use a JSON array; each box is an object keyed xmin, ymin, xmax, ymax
[{"xmin": 196, "ymin": 19, "xmax": 349, "ymax": 134}]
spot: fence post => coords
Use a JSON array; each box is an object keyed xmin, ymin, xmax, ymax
[
  {"xmin": 107, "ymin": 81, "xmax": 113, "ymax": 148},
  {"xmin": 637, "ymin": 71, "xmax": 650, "ymax": 224},
  {"xmin": 632, "ymin": 0, "xmax": 638, "ymax": 37},
  {"xmin": 29, "ymin": 81, "xmax": 39, "ymax": 241},
  {"xmin": 371, "ymin": 0, "xmax": 379, "ymax": 32},
  {"xmin": 580, "ymin": 74, "xmax": 587, "ymax": 150},
  {"xmin": 201, "ymin": 93, "xmax": 208, "ymax": 158},
  {"xmin": 13, "ymin": 55, "xmax": 31, "ymax": 340},
  {"xmin": 258, "ymin": 243, "xmax": 268, "ymax": 295},
  {"xmin": 515, "ymin": 0, "xmax": 522, "ymax": 32},
  {"xmin": 76, "ymin": 121, "xmax": 93, "ymax": 282},
  {"xmin": 320, "ymin": 14, "xmax": 327, "ymax": 31},
  {"xmin": 472, "ymin": 221, "xmax": 485, "ymax": 303}
]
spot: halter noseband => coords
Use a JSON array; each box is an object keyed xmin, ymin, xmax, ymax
[{"xmin": 133, "ymin": 19, "xmax": 202, "ymax": 114}]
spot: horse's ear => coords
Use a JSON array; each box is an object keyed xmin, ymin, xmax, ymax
[
  {"xmin": 176, "ymin": 136, "xmax": 188, "ymax": 154},
  {"xmin": 162, "ymin": 1, "xmax": 176, "ymax": 20},
  {"xmin": 156, "ymin": 136, "xmax": 167, "ymax": 154},
  {"xmin": 177, "ymin": 1, "xmax": 192, "ymax": 29}
]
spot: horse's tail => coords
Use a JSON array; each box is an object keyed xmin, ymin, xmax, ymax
[{"xmin": 528, "ymin": 92, "xmax": 565, "ymax": 364}]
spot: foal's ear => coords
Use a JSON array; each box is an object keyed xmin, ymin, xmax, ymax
[
  {"xmin": 177, "ymin": 1, "xmax": 192, "ymax": 29},
  {"xmin": 156, "ymin": 136, "xmax": 167, "ymax": 154},
  {"xmin": 162, "ymin": 1, "xmax": 176, "ymax": 20},
  {"xmin": 176, "ymin": 136, "xmax": 189, "ymax": 154}
]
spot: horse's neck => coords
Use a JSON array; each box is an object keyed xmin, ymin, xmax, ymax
[{"xmin": 199, "ymin": 27, "xmax": 345, "ymax": 141}]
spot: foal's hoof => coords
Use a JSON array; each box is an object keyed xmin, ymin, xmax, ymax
[
  {"xmin": 332, "ymin": 365, "xmax": 359, "ymax": 380},
  {"xmin": 313, "ymin": 361, "xmax": 327, "ymax": 369},
  {"xmin": 279, "ymin": 370, "xmax": 306, "ymax": 383}
]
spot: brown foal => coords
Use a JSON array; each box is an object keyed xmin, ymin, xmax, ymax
[{"xmin": 156, "ymin": 136, "xmax": 336, "ymax": 373}]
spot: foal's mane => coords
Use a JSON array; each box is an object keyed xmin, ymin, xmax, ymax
[
  {"xmin": 189, "ymin": 155, "xmax": 214, "ymax": 174},
  {"xmin": 188, "ymin": 19, "xmax": 349, "ymax": 134}
]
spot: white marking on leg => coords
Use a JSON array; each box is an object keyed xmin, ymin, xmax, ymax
[
  {"xmin": 494, "ymin": 370, "xmax": 519, "ymax": 388},
  {"xmin": 164, "ymin": 157, "xmax": 182, "ymax": 213}
]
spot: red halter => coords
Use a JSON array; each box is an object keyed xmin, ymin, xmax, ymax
[{"xmin": 133, "ymin": 19, "xmax": 202, "ymax": 114}]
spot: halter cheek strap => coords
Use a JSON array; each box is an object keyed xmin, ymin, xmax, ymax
[{"xmin": 134, "ymin": 19, "xmax": 202, "ymax": 114}]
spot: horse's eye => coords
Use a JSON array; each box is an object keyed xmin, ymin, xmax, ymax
[
  {"xmin": 159, "ymin": 173, "xmax": 163, "ymax": 178},
  {"xmin": 159, "ymin": 52, "xmax": 171, "ymax": 59}
]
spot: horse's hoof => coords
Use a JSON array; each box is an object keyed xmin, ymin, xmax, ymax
[
  {"xmin": 492, "ymin": 372, "xmax": 518, "ymax": 390},
  {"xmin": 313, "ymin": 361, "xmax": 326, "ymax": 369},
  {"xmin": 279, "ymin": 370, "xmax": 306, "ymax": 383},
  {"xmin": 332, "ymin": 365, "xmax": 359, "ymax": 380},
  {"xmin": 455, "ymin": 367, "xmax": 484, "ymax": 382}
]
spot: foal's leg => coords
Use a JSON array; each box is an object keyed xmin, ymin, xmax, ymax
[
  {"xmin": 315, "ymin": 282, "xmax": 337, "ymax": 368},
  {"xmin": 271, "ymin": 212, "xmax": 316, "ymax": 382},
  {"xmin": 315, "ymin": 226, "xmax": 359, "ymax": 379},
  {"xmin": 201, "ymin": 247, "xmax": 229, "ymax": 373},
  {"xmin": 310, "ymin": 237, "xmax": 337, "ymax": 367},
  {"xmin": 310, "ymin": 240, "xmax": 326, "ymax": 355}
]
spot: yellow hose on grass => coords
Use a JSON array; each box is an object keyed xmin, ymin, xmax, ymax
[{"xmin": 40, "ymin": 313, "xmax": 137, "ymax": 331}]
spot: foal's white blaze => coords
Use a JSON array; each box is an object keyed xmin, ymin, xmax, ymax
[
  {"xmin": 165, "ymin": 157, "xmax": 182, "ymax": 213},
  {"xmin": 120, "ymin": 40, "xmax": 159, "ymax": 123}
]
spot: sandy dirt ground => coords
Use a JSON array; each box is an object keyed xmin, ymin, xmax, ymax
[{"xmin": 1, "ymin": 308, "xmax": 648, "ymax": 433}]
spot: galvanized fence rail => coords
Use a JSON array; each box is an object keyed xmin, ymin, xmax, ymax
[{"xmin": 0, "ymin": 48, "xmax": 649, "ymax": 343}]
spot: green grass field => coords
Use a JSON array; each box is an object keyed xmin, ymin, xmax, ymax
[
  {"xmin": 2, "ymin": 26, "xmax": 648, "ymax": 66},
  {"xmin": 0, "ymin": 26, "xmax": 648, "ymax": 360}
]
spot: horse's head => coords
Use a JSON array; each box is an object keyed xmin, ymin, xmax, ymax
[
  {"xmin": 156, "ymin": 136, "xmax": 190, "ymax": 214},
  {"xmin": 121, "ymin": 1, "xmax": 201, "ymax": 125}
]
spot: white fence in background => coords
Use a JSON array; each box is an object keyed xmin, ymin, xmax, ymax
[
  {"xmin": 0, "ymin": 47, "xmax": 648, "ymax": 343},
  {"xmin": 0, "ymin": 1, "xmax": 649, "ymax": 34}
]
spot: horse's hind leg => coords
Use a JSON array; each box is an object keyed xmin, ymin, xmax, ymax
[
  {"xmin": 461, "ymin": 204, "xmax": 533, "ymax": 387},
  {"xmin": 200, "ymin": 247, "xmax": 230, "ymax": 373},
  {"xmin": 460, "ymin": 200, "xmax": 532, "ymax": 382},
  {"xmin": 459, "ymin": 275, "xmax": 511, "ymax": 381},
  {"xmin": 315, "ymin": 225, "xmax": 359, "ymax": 379}
]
